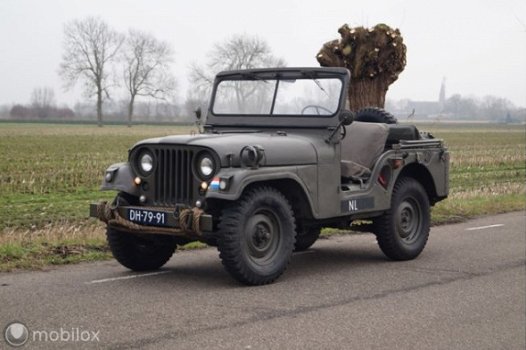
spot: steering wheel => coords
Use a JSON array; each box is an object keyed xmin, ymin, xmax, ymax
[{"xmin": 301, "ymin": 105, "xmax": 333, "ymax": 115}]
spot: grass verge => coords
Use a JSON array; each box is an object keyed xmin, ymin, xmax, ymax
[
  {"xmin": 0, "ymin": 224, "xmax": 110, "ymax": 272},
  {"xmin": 0, "ymin": 222, "xmax": 210, "ymax": 272}
]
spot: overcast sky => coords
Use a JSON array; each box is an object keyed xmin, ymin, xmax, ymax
[{"xmin": 0, "ymin": 0, "xmax": 525, "ymax": 107}]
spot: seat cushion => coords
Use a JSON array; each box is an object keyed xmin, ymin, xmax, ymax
[
  {"xmin": 341, "ymin": 122, "xmax": 389, "ymax": 178},
  {"xmin": 341, "ymin": 160, "xmax": 371, "ymax": 178}
]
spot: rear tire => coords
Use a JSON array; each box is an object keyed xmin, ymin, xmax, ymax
[
  {"xmin": 355, "ymin": 107, "xmax": 397, "ymax": 124},
  {"xmin": 374, "ymin": 177, "xmax": 430, "ymax": 260},
  {"xmin": 217, "ymin": 187, "xmax": 296, "ymax": 285},
  {"xmin": 294, "ymin": 227, "xmax": 321, "ymax": 252},
  {"xmin": 106, "ymin": 228, "xmax": 177, "ymax": 271}
]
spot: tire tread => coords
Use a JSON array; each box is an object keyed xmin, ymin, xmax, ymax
[
  {"xmin": 217, "ymin": 186, "xmax": 296, "ymax": 285},
  {"xmin": 106, "ymin": 228, "xmax": 176, "ymax": 271},
  {"xmin": 355, "ymin": 107, "xmax": 397, "ymax": 124},
  {"xmin": 374, "ymin": 177, "xmax": 430, "ymax": 260}
]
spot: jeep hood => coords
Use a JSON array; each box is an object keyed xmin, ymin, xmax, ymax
[{"xmin": 133, "ymin": 133, "xmax": 318, "ymax": 166}]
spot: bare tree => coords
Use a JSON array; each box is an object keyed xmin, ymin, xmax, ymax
[
  {"xmin": 122, "ymin": 30, "xmax": 176, "ymax": 126},
  {"xmin": 481, "ymin": 95, "xmax": 514, "ymax": 120},
  {"xmin": 30, "ymin": 87, "xmax": 56, "ymax": 119},
  {"xmin": 59, "ymin": 17, "xmax": 123, "ymax": 126},
  {"xmin": 31, "ymin": 87, "xmax": 55, "ymax": 108},
  {"xmin": 189, "ymin": 34, "xmax": 286, "ymax": 110}
]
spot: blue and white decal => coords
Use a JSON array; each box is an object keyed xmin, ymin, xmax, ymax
[{"xmin": 210, "ymin": 177, "xmax": 220, "ymax": 191}]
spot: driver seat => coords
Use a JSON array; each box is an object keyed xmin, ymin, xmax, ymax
[{"xmin": 341, "ymin": 121, "xmax": 389, "ymax": 179}]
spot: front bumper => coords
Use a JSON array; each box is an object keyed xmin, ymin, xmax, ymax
[{"xmin": 89, "ymin": 202, "xmax": 213, "ymax": 237}]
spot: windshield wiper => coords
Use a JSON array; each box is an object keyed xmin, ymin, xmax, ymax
[{"xmin": 313, "ymin": 79, "xmax": 329, "ymax": 97}]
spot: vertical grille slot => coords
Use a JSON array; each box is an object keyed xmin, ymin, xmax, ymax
[{"xmin": 153, "ymin": 147, "xmax": 195, "ymax": 206}]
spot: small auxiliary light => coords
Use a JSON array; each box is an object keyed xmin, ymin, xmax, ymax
[
  {"xmin": 218, "ymin": 176, "xmax": 233, "ymax": 191},
  {"xmin": 105, "ymin": 172, "xmax": 113, "ymax": 182},
  {"xmin": 134, "ymin": 177, "xmax": 142, "ymax": 185},
  {"xmin": 200, "ymin": 182, "xmax": 208, "ymax": 190},
  {"xmin": 139, "ymin": 195, "xmax": 146, "ymax": 203}
]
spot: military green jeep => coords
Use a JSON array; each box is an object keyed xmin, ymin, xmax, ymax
[{"xmin": 90, "ymin": 67, "xmax": 449, "ymax": 285}]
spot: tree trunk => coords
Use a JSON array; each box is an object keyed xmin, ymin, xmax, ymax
[
  {"xmin": 96, "ymin": 88, "xmax": 103, "ymax": 127},
  {"xmin": 128, "ymin": 96, "xmax": 135, "ymax": 127},
  {"xmin": 348, "ymin": 79, "xmax": 389, "ymax": 111}
]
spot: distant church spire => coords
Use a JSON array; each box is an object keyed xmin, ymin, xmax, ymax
[{"xmin": 439, "ymin": 77, "xmax": 446, "ymax": 110}]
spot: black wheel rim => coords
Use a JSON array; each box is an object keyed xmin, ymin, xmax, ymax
[
  {"xmin": 396, "ymin": 197, "xmax": 422, "ymax": 244},
  {"xmin": 244, "ymin": 209, "xmax": 282, "ymax": 267}
]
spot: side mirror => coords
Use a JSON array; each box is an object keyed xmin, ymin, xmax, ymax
[
  {"xmin": 339, "ymin": 110, "xmax": 354, "ymax": 125},
  {"xmin": 194, "ymin": 107, "xmax": 202, "ymax": 120},
  {"xmin": 326, "ymin": 110, "xmax": 354, "ymax": 144}
]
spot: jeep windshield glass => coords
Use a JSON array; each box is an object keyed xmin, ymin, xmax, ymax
[{"xmin": 212, "ymin": 77, "xmax": 342, "ymax": 116}]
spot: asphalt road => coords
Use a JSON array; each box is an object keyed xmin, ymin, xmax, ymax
[{"xmin": 1, "ymin": 212, "xmax": 525, "ymax": 349}]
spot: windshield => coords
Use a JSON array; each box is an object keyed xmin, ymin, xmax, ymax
[{"xmin": 212, "ymin": 77, "xmax": 343, "ymax": 116}]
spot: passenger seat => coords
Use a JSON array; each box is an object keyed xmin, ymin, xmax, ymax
[{"xmin": 340, "ymin": 122, "xmax": 389, "ymax": 179}]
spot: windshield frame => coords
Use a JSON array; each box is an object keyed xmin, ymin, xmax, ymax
[{"xmin": 206, "ymin": 67, "xmax": 350, "ymax": 128}]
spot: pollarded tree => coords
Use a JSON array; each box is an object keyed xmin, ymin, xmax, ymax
[
  {"xmin": 122, "ymin": 30, "xmax": 176, "ymax": 126},
  {"xmin": 59, "ymin": 17, "xmax": 123, "ymax": 126},
  {"xmin": 316, "ymin": 23, "xmax": 407, "ymax": 111}
]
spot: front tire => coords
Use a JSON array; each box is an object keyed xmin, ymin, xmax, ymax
[
  {"xmin": 106, "ymin": 228, "xmax": 177, "ymax": 271},
  {"xmin": 217, "ymin": 187, "xmax": 296, "ymax": 285},
  {"xmin": 374, "ymin": 177, "xmax": 430, "ymax": 260}
]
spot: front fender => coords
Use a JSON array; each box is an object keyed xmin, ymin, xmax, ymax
[
  {"xmin": 205, "ymin": 166, "xmax": 318, "ymax": 215},
  {"xmin": 100, "ymin": 162, "xmax": 139, "ymax": 196}
]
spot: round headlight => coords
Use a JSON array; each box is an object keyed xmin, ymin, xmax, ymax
[
  {"xmin": 199, "ymin": 156, "xmax": 214, "ymax": 177},
  {"xmin": 140, "ymin": 152, "xmax": 154, "ymax": 173},
  {"xmin": 195, "ymin": 152, "xmax": 216, "ymax": 180}
]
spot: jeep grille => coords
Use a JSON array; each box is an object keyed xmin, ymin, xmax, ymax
[{"xmin": 152, "ymin": 147, "xmax": 196, "ymax": 206}]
